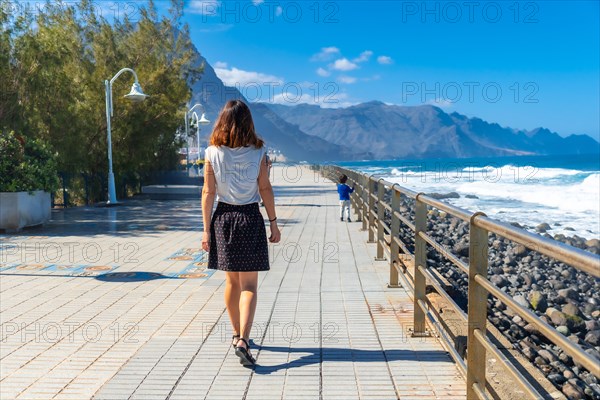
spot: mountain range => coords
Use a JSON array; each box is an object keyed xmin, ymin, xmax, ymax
[
  {"xmin": 266, "ymin": 102, "xmax": 600, "ymax": 160},
  {"xmin": 188, "ymin": 47, "xmax": 600, "ymax": 162}
]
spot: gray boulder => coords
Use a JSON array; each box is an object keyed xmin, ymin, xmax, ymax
[
  {"xmin": 562, "ymin": 382, "xmax": 585, "ymax": 399},
  {"xmin": 514, "ymin": 295, "xmax": 530, "ymax": 309},
  {"xmin": 536, "ymin": 223, "xmax": 551, "ymax": 233},
  {"xmin": 562, "ymin": 303, "xmax": 581, "ymax": 317},
  {"xmin": 538, "ymin": 349, "xmax": 558, "ymax": 363},
  {"xmin": 550, "ymin": 311, "xmax": 568, "ymax": 327},
  {"xmin": 490, "ymin": 275, "xmax": 508, "ymax": 288},
  {"xmin": 528, "ymin": 291, "xmax": 547, "ymax": 312},
  {"xmin": 585, "ymin": 330, "xmax": 600, "ymax": 346},
  {"xmin": 427, "ymin": 192, "xmax": 460, "ymax": 200}
]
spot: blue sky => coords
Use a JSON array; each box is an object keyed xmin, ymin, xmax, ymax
[{"xmin": 154, "ymin": 0, "xmax": 598, "ymax": 139}]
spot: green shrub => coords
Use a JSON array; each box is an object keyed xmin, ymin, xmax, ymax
[{"xmin": 0, "ymin": 131, "xmax": 59, "ymax": 193}]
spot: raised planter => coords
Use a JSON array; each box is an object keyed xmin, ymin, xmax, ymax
[
  {"xmin": 141, "ymin": 185, "xmax": 202, "ymax": 200},
  {"xmin": 0, "ymin": 190, "xmax": 51, "ymax": 232}
]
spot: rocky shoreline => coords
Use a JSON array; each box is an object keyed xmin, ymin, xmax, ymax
[{"xmin": 380, "ymin": 190, "xmax": 600, "ymax": 400}]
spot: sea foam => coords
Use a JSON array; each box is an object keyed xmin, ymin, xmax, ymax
[{"xmin": 383, "ymin": 164, "xmax": 599, "ymax": 239}]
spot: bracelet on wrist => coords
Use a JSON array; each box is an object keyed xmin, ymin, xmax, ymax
[{"xmin": 269, "ymin": 217, "xmax": 277, "ymax": 222}]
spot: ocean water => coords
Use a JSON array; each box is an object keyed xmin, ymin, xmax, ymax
[{"xmin": 336, "ymin": 154, "xmax": 600, "ymax": 240}]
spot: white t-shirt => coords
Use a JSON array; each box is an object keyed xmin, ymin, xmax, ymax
[{"xmin": 205, "ymin": 144, "xmax": 268, "ymax": 205}]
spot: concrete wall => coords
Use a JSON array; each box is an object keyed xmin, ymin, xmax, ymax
[{"xmin": 0, "ymin": 191, "xmax": 51, "ymax": 232}]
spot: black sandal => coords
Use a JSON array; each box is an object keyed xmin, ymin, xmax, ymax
[
  {"xmin": 231, "ymin": 334, "xmax": 240, "ymax": 349},
  {"xmin": 234, "ymin": 338, "xmax": 256, "ymax": 366}
]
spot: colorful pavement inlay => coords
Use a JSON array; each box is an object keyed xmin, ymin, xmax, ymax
[
  {"xmin": 0, "ymin": 235, "xmax": 50, "ymax": 241},
  {"xmin": 0, "ymin": 263, "xmax": 119, "ymax": 276},
  {"xmin": 1, "ymin": 247, "xmax": 214, "ymax": 280},
  {"xmin": 166, "ymin": 247, "xmax": 215, "ymax": 279}
]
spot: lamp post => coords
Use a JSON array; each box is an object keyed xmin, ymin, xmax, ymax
[
  {"xmin": 104, "ymin": 68, "xmax": 148, "ymax": 205},
  {"xmin": 182, "ymin": 127, "xmax": 189, "ymax": 167},
  {"xmin": 185, "ymin": 103, "xmax": 210, "ymax": 162}
]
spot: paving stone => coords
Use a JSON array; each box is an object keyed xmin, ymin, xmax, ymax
[{"xmin": 1, "ymin": 165, "xmax": 465, "ymax": 400}]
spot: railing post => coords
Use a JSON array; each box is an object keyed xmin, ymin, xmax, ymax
[
  {"xmin": 348, "ymin": 172, "xmax": 357, "ymax": 220},
  {"xmin": 352, "ymin": 172, "xmax": 361, "ymax": 222},
  {"xmin": 375, "ymin": 178, "xmax": 386, "ymax": 261},
  {"xmin": 361, "ymin": 174, "xmax": 368, "ymax": 231},
  {"xmin": 467, "ymin": 212, "xmax": 489, "ymax": 399},
  {"xmin": 367, "ymin": 176, "xmax": 375, "ymax": 243},
  {"xmin": 389, "ymin": 184, "xmax": 400, "ymax": 288},
  {"xmin": 413, "ymin": 193, "xmax": 428, "ymax": 335}
]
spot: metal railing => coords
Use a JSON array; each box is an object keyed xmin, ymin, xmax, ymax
[{"xmin": 320, "ymin": 165, "xmax": 600, "ymax": 400}]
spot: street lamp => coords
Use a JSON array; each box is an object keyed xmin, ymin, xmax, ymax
[
  {"xmin": 104, "ymin": 68, "xmax": 148, "ymax": 205},
  {"xmin": 185, "ymin": 103, "xmax": 210, "ymax": 162}
]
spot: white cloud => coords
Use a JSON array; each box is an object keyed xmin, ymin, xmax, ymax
[
  {"xmin": 377, "ymin": 55, "xmax": 393, "ymax": 65},
  {"xmin": 426, "ymin": 98, "xmax": 453, "ymax": 108},
  {"xmin": 361, "ymin": 74, "xmax": 381, "ymax": 82},
  {"xmin": 198, "ymin": 23, "xmax": 234, "ymax": 33},
  {"xmin": 214, "ymin": 61, "xmax": 228, "ymax": 68},
  {"xmin": 214, "ymin": 66, "xmax": 284, "ymax": 87},
  {"xmin": 275, "ymin": 5, "xmax": 283, "ymax": 16},
  {"xmin": 253, "ymin": 82, "xmax": 355, "ymax": 107},
  {"xmin": 316, "ymin": 67, "xmax": 330, "ymax": 77},
  {"xmin": 338, "ymin": 76, "xmax": 357, "ymax": 84},
  {"xmin": 265, "ymin": 92, "xmax": 355, "ymax": 108},
  {"xmin": 270, "ymin": 93, "xmax": 318, "ymax": 105},
  {"xmin": 188, "ymin": 0, "xmax": 221, "ymax": 15},
  {"xmin": 310, "ymin": 46, "xmax": 341, "ymax": 62},
  {"xmin": 320, "ymin": 101, "xmax": 357, "ymax": 109},
  {"xmin": 330, "ymin": 58, "xmax": 359, "ymax": 71},
  {"xmin": 353, "ymin": 50, "xmax": 373, "ymax": 63}
]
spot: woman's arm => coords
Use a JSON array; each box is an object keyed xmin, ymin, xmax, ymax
[
  {"xmin": 258, "ymin": 154, "xmax": 281, "ymax": 243},
  {"xmin": 201, "ymin": 160, "xmax": 217, "ymax": 251}
]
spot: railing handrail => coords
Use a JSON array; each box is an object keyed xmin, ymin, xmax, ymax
[{"xmin": 320, "ymin": 164, "xmax": 600, "ymax": 399}]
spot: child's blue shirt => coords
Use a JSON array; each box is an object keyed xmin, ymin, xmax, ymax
[{"xmin": 337, "ymin": 183, "xmax": 354, "ymax": 200}]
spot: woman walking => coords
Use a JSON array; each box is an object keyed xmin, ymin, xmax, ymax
[{"xmin": 201, "ymin": 100, "xmax": 281, "ymax": 367}]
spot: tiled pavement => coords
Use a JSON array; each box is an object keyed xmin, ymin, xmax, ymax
[{"xmin": 0, "ymin": 165, "xmax": 466, "ymax": 400}]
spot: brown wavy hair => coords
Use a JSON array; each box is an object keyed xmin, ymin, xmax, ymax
[{"xmin": 209, "ymin": 100, "xmax": 265, "ymax": 148}]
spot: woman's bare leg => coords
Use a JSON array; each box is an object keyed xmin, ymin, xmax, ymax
[
  {"xmin": 238, "ymin": 271, "xmax": 258, "ymax": 344},
  {"xmin": 224, "ymin": 272, "xmax": 241, "ymax": 337}
]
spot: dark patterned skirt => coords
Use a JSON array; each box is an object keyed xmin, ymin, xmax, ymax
[{"xmin": 207, "ymin": 201, "xmax": 270, "ymax": 272}]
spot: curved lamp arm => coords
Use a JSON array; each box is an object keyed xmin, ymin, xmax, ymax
[
  {"xmin": 107, "ymin": 68, "xmax": 141, "ymax": 117},
  {"xmin": 186, "ymin": 104, "xmax": 206, "ymax": 135},
  {"xmin": 188, "ymin": 103, "xmax": 206, "ymax": 115},
  {"xmin": 110, "ymin": 67, "xmax": 139, "ymax": 85}
]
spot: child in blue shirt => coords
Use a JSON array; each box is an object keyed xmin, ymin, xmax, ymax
[{"xmin": 337, "ymin": 174, "xmax": 355, "ymax": 222}]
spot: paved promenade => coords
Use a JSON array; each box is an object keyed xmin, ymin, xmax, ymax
[{"xmin": 0, "ymin": 165, "xmax": 465, "ymax": 400}]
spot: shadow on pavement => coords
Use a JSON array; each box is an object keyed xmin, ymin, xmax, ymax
[
  {"xmin": 0, "ymin": 271, "xmax": 211, "ymax": 282},
  {"xmin": 253, "ymin": 345, "xmax": 451, "ymax": 374}
]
